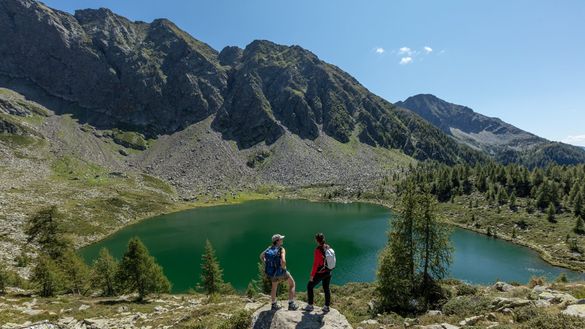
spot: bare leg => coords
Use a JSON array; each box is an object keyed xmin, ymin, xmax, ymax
[
  {"xmin": 271, "ymin": 281, "xmax": 278, "ymax": 304},
  {"xmin": 287, "ymin": 275, "xmax": 296, "ymax": 301}
]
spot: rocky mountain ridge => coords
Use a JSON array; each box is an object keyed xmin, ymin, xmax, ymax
[
  {"xmin": 396, "ymin": 94, "xmax": 585, "ymax": 166},
  {"xmin": 0, "ymin": 0, "xmax": 483, "ymax": 166}
]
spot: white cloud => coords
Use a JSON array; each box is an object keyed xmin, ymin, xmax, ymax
[
  {"xmin": 398, "ymin": 47, "xmax": 412, "ymax": 55},
  {"xmin": 562, "ymin": 134, "xmax": 585, "ymax": 147},
  {"xmin": 375, "ymin": 47, "xmax": 385, "ymax": 54},
  {"xmin": 423, "ymin": 46, "xmax": 433, "ymax": 54},
  {"xmin": 399, "ymin": 57, "xmax": 413, "ymax": 65}
]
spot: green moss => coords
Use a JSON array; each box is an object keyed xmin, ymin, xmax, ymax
[{"xmin": 111, "ymin": 129, "xmax": 148, "ymax": 150}]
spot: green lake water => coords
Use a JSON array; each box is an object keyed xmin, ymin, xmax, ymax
[{"xmin": 79, "ymin": 199, "xmax": 585, "ymax": 292}]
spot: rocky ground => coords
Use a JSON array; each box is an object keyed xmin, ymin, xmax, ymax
[{"xmin": 3, "ymin": 281, "xmax": 585, "ymax": 328}]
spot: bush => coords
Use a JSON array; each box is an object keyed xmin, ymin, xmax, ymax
[
  {"xmin": 556, "ymin": 273, "xmax": 569, "ymax": 283},
  {"xmin": 514, "ymin": 306, "xmax": 540, "ymax": 323},
  {"xmin": 442, "ymin": 295, "xmax": 491, "ymax": 317},
  {"xmin": 528, "ymin": 276, "xmax": 546, "ymax": 288},
  {"xmin": 519, "ymin": 312, "xmax": 585, "ymax": 329},
  {"xmin": 455, "ymin": 283, "xmax": 478, "ymax": 296},
  {"xmin": 218, "ymin": 310, "xmax": 252, "ymax": 329}
]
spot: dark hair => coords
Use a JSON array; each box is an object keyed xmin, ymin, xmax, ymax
[{"xmin": 315, "ymin": 233, "xmax": 325, "ymax": 245}]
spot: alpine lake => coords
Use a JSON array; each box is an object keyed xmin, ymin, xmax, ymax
[{"xmin": 80, "ymin": 199, "xmax": 585, "ymax": 292}]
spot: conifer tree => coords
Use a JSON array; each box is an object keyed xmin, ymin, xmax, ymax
[
  {"xmin": 575, "ymin": 192, "xmax": 583, "ymax": 218},
  {"xmin": 415, "ymin": 193, "xmax": 452, "ymax": 308},
  {"xmin": 25, "ymin": 206, "xmax": 71, "ymax": 260},
  {"xmin": 117, "ymin": 237, "xmax": 170, "ymax": 300},
  {"xmin": 92, "ymin": 248, "xmax": 119, "ymax": 296},
  {"xmin": 31, "ymin": 255, "xmax": 64, "ymax": 297},
  {"xmin": 0, "ymin": 261, "xmax": 7, "ymax": 294},
  {"xmin": 60, "ymin": 249, "xmax": 91, "ymax": 295},
  {"xmin": 575, "ymin": 217, "xmax": 585, "ymax": 235},
  {"xmin": 547, "ymin": 203, "xmax": 556, "ymax": 223},
  {"xmin": 199, "ymin": 240, "xmax": 226, "ymax": 295}
]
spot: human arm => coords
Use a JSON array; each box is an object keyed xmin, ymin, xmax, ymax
[
  {"xmin": 310, "ymin": 248, "xmax": 322, "ymax": 280},
  {"xmin": 280, "ymin": 247, "xmax": 287, "ymax": 269},
  {"xmin": 259, "ymin": 249, "xmax": 266, "ymax": 263}
]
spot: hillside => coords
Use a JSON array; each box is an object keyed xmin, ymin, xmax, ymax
[{"xmin": 396, "ymin": 94, "xmax": 585, "ymax": 167}]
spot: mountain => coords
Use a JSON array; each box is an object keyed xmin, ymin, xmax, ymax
[
  {"xmin": 396, "ymin": 94, "xmax": 585, "ymax": 167},
  {"xmin": 0, "ymin": 0, "xmax": 487, "ymax": 168}
]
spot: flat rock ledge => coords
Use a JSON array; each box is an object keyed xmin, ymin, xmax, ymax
[{"xmin": 251, "ymin": 302, "xmax": 352, "ymax": 329}]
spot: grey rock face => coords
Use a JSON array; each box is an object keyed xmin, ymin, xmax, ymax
[
  {"xmin": 0, "ymin": 0, "xmax": 226, "ymax": 136},
  {"xmin": 0, "ymin": 0, "xmax": 483, "ymax": 165}
]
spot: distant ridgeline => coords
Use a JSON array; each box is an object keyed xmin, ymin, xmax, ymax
[
  {"xmin": 396, "ymin": 94, "xmax": 585, "ymax": 168},
  {"xmin": 1, "ymin": 0, "xmax": 584, "ymax": 170}
]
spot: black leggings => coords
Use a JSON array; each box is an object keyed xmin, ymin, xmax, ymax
[{"xmin": 307, "ymin": 272, "xmax": 331, "ymax": 306}]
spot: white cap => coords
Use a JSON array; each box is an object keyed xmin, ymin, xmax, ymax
[{"xmin": 272, "ymin": 234, "xmax": 285, "ymax": 242}]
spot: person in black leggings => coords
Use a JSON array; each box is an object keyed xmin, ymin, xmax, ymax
[{"xmin": 305, "ymin": 233, "xmax": 332, "ymax": 312}]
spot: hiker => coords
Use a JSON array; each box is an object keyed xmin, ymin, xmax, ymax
[
  {"xmin": 305, "ymin": 232, "xmax": 335, "ymax": 313},
  {"xmin": 259, "ymin": 234, "xmax": 299, "ymax": 311}
]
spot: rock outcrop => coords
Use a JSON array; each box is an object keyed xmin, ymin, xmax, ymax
[{"xmin": 251, "ymin": 302, "xmax": 352, "ymax": 329}]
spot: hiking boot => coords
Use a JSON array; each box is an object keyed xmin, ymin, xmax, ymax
[
  {"xmin": 322, "ymin": 305, "xmax": 330, "ymax": 313},
  {"xmin": 288, "ymin": 301, "xmax": 299, "ymax": 311},
  {"xmin": 271, "ymin": 302, "xmax": 281, "ymax": 311},
  {"xmin": 304, "ymin": 304, "xmax": 314, "ymax": 312}
]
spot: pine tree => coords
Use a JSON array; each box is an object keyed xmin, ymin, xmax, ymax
[
  {"xmin": 377, "ymin": 185, "xmax": 418, "ymax": 312},
  {"xmin": 547, "ymin": 204, "xmax": 557, "ymax": 223},
  {"xmin": 575, "ymin": 193, "xmax": 583, "ymax": 218},
  {"xmin": 60, "ymin": 250, "xmax": 91, "ymax": 295},
  {"xmin": 25, "ymin": 206, "xmax": 71, "ymax": 260},
  {"xmin": 415, "ymin": 193, "xmax": 452, "ymax": 308},
  {"xmin": 0, "ymin": 261, "xmax": 7, "ymax": 294},
  {"xmin": 509, "ymin": 192, "xmax": 517, "ymax": 211},
  {"xmin": 92, "ymin": 248, "xmax": 119, "ymax": 296},
  {"xmin": 377, "ymin": 184, "xmax": 452, "ymax": 312},
  {"xmin": 245, "ymin": 281, "xmax": 256, "ymax": 298},
  {"xmin": 117, "ymin": 237, "xmax": 170, "ymax": 300},
  {"xmin": 31, "ymin": 255, "xmax": 64, "ymax": 297},
  {"xmin": 199, "ymin": 240, "xmax": 226, "ymax": 295},
  {"xmin": 575, "ymin": 217, "xmax": 585, "ymax": 235}
]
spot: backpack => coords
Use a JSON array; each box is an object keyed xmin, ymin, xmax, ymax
[
  {"xmin": 264, "ymin": 246, "xmax": 283, "ymax": 277},
  {"xmin": 322, "ymin": 246, "xmax": 336, "ymax": 270}
]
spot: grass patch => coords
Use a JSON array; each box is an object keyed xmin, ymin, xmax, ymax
[
  {"xmin": 111, "ymin": 129, "xmax": 148, "ymax": 150},
  {"xmin": 141, "ymin": 174, "xmax": 175, "ymax": 194}
]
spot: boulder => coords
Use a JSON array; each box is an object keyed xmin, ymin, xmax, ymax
[
  {"xmin": 251, "ymin": 302, "xmax": 352, "ymax": 329},
  {"xmin": 493, "ymin": 282, "xmax": 514, "ymax": 292},
  {"xmin": 491, "ymin": 297, "xmax": 532, "ymax": 310},
  {"xmin": 563, "ymin": 304, "xmax": 585, "ymax": 318},
  {"xmin": 459, "ymin": 315, "xmax": 483, "ymax": 326}
]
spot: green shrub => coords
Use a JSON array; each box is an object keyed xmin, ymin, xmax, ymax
[
  {"xmin": 455, "ymin": 283, "xmax": 478, "ymax": 296},
  {"xmin": 514, "ymin": 306, "xmax": 540, "ymax": 323},
  {"xmin": 519, "ymin": 312, "xmax": 585, "ymax": 329},
  {"xmin": 218, "ymin": 310, "xmax": 252, "ymax": 329},
  {"xmin": 442, "ymin": 295, "xmax": 491, "ymax": 317}
]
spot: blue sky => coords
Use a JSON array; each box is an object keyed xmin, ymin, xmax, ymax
[{"xmin": 43, "ymin": 0, "xmax": 585, "ymax": 146}]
